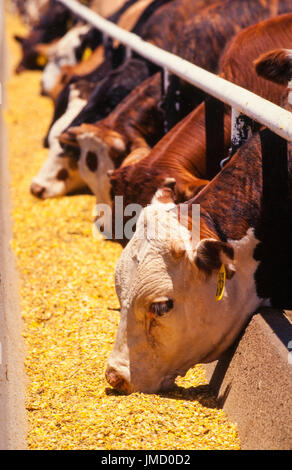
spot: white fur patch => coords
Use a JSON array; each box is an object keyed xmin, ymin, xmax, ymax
[{"xmin": 42, "ymin": 24, "xmax": 91, "ymax": 94}]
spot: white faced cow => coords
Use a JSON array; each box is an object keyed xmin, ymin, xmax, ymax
[
  {"xmin": 30, "ymin": 84, "xmax": 90, "ymax": 198},
  {"xmin": 106, "ymin": 187, "xmax": 264, "ymax": 394},
  {"xmin": 105, "ymin": 48, "xmax": 292, "ymax": 392}
]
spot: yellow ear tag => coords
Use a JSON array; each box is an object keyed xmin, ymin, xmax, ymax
[
  {"xmin": 82, "ymin": 47, "xmax": 93, "ymax": 62},
  {"xmin": 216, "ymin": 264, "xmax": 226, "ymax": 301},
  {"xmin": 36, "ymin": 54, "xmax": 48, "ymax": 67}
]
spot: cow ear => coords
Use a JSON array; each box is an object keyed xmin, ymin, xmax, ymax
[
  {"xmin": 194, "ymin": 238, "xmax": 235, "ymax": 279},
  {"xmin": 254, "ymin": 48, "xmax": 292, "ymax": 85},
  {"xmin": 14, "ymin": 34, "xmax": 25, "ymax": 44}
]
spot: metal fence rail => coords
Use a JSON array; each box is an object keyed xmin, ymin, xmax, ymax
[{"xmin": 58, "ymin": 0, "xmax": 292, "ymax": 143}]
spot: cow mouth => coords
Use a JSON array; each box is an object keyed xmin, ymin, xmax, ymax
[{"xmin": 159, "ymin": 375, "xmax": 176, "ymax": 392}]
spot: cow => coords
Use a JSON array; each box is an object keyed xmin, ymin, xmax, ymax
[
  {"xmin": 57, "ymin": 72, "xmax": 164, "ymax": 211},
  {"xmin": 108, "ymin": 12, "xmax": 292, "ymax": 245},
  {"xmin": 30, "ymin": 58, "xmax": 150, "ymax": 198},
  {"xmin": 31, "ymin": 0, "xmax": 214, "ymax": 198},
  {"xmin": 41, "ymin": 0, "xmax": 155, "ymax": 99},
  {"xmin": 13, "ymin": 0, "xmax": 140, "ymax": 74},
  {"xmin": 105, "ymin": 58, "xmax": 292, "ymax": 393},
  {"xmin": 40, "ymin": 24, "xmax": 102, "ymax": 97}
]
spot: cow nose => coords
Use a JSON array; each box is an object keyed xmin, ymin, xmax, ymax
[
  {"xmin": 105, "ymin": 366, "xmax": 131, "ymax": 394},
  {"xmin": 30, "ymin": 182, "xmax": 46, "ymax": 199},
  {"xmin": 40, "ymin": 86, "xmax": 47, "ymax": 96}
]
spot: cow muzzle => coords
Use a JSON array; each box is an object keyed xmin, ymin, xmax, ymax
[
  {"xmin": 105, "ymin": 366, "xmax": 132, "ymax": 394},
  {"xmin": 30, "ymin": 182, "xmax": 46, "ymax": 199}
]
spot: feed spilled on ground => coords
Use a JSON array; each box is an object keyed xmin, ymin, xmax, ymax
[{"xmin": 3, "ymin": 11, "xmax": 240, "ymax": 450}]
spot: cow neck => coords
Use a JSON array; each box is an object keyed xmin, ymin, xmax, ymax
[{"xmin": 186, "ymin": 133, "xmax": 263, "ymax": 243}]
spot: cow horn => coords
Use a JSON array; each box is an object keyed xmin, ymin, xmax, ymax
[{"xmin": 107, "ymin": 169, "xmax": 114, "ymax": 178}]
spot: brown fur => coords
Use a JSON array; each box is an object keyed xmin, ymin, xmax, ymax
[
  {"xmin": 110, "ymin": 101, "xmax": 227, "ymax": 208},
  {"xmin": 110, "ymin": 11, "xmax": 292, "ymax": 245},
  {"xmin": 140, "ymin": 0, "xmax": 218, "ymax": 51},
  {"xmin": 177, "ymin": 0, "xmax": 292, "ymax": 71},
  {"xmin": 170, "ymin": 0, "xmax": 292, "ymax": 118}
]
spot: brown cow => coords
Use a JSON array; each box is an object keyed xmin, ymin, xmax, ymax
[{"xmin": 108, "ymin": 12, "xmax": 292, "ymax": 245}]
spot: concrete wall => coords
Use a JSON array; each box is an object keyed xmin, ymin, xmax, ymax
[
  {"xmin": 204, "ymin": 308, "xmax": 292, "ymax": 450},
  {"xmin": 0, "ymin": 3, "xmax": 27, "ymax": 449}
]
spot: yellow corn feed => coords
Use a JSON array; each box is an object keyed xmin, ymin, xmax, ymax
[{"xmin": 4, "ymin": 11, "xmax": 240, "ymax": 450}]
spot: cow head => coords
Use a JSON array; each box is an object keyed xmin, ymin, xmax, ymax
[
  {"xmin": 30, "ymin": 140, "xmax": 86, "ymax": 199},
  {"xmin": 58, "ymin": 124, "xmax": 127, "ymax": 213},
  {"xmin": 41, "ymin": 24, "xmax": 92, "ymax": 96},
  {"xmin": 105, "ymin": 186, "xmax": 260, "ymax": 393},
  {"xmin": 31, "ymin": 86, "xmax": 88, "ymax": 199}
]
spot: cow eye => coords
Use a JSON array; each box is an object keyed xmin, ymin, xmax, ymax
[{"xmin": 149, "ymin": 299, "xmax": 174, "ymax": 316}]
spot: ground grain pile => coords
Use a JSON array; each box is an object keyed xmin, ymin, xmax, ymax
[{"xmin": 4, "ymin": 11, "xmax": 240, "ymax": 450}]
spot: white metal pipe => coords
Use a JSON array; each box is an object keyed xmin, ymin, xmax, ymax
[{"xmin": 58, "ymin": 0, "xmax": 292, "ymax": 142}]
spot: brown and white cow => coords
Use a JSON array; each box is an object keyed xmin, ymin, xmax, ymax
[
  {"xmin": 43, "ymin": 0, "xmax": 154, "ymax": 100},
  {"xmin": 31, "ymin": 0, "xmax": 215, "ymax": 199},
  {"xmin": 14, "ymin": 0, "xmax": 77, "ymax": 73},
  {"xmin": 106, "ymin": 125, "xmax": 292, "ymax": 393},
  {"xmin": 104, "ymin": 44, "xmax": 292, "ymax": 395},
  {"xmin": 31, "ymin": 58, "xmax": 149, "ymax": 198},
  {"xmin": 105, "ymin": 136, "xmax": 266, "ymax": 393}
]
